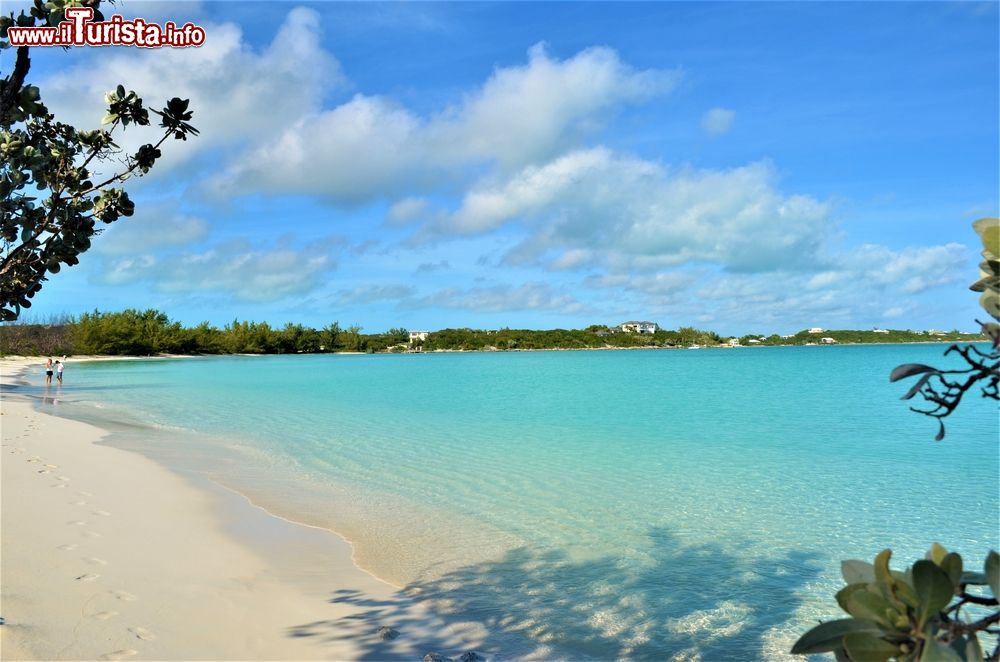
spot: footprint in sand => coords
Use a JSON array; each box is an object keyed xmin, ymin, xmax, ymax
[
  {"xmin": 56, "ymin": 476, "xmax": 70, "ymax": 481},
  {"xmin": 67, "ymin": 520, "xmax": 87, "ymax": 526},
  {"xmin": 79, "ymin": 491, "xmax": 94, "ymax": 497},
  {"xmin": 37, "ymin": 469, "xmax": 51, "ymax": 474},
  {"xmin": 99, "ymin": 649, "xmax": 137, "ymax": 660},
  {"xmin": 128, "ymin": 626, "xmax": 157, "ymax": 641},
  {"xmin": 56, "ymin": 544, "xmax": 79, "ymax": 551},
  {"xmin": 72, "ymin": 500, "xmax": 88, "ymax": 506},
  {"xmin": 82, "ymin": 531, "xmax": 102, "ymax": 538},
  {"xmin": 75, "ymin": 573, "xmax": 100, "ymax": 582},
  {"xmin": 44, "ymin": 463, "xmax": 58, "ymax": 468},
  {"xmin": 52, "ymin": 483, "xmax": 67, "ymax": 489},
  {"xmin": 92, "ymin": 510, "xmax": 111, "ymax": 517},
  {"xmin": 90, "ymin": 610, "xmax": 119, "ymax": 621},
  {"xmin": 111, "ymin": 590, "xmax": 136, "ymax": 602},
  {"xmin": 83, "ymin": 557, "xmax": 108, "ymax": 566}
]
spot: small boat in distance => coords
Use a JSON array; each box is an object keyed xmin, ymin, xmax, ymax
[{"xmin": 688, "ymin": 344, "xmax": 701, "ymax": 349}]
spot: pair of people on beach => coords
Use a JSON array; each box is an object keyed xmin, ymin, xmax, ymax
[{"xmin": 44, "ymin": 358, "xmax": 64, "ymax": 385}]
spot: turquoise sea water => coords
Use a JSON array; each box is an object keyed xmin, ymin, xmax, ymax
[{"xmin": 26, "ymin": 345, "xmax": 1000, "ymax": 660}]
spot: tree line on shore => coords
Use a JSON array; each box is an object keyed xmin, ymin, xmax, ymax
[{"xmin": 0, "ymin": 309, "xmax": 985, "ymax": 357}]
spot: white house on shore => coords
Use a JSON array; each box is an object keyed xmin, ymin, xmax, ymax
[
  {"xmin": 820, "ymin": 337, "xmax": 837, "ymax": 344},
  {"xmin": 808, "ymin": 327, "xmax": 824, "ymax": 334},
  {"xmin": 409, "ymin": 331, "xmax": 429, "ymax": 343},
  {"xmin": 620, "ymin": 321, "xmax": 658, "ymax": 334}
]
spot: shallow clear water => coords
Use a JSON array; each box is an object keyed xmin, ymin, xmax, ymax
[{"xmin": 27, "ymin": 345, "xmax": 1000, "ymax": 660}]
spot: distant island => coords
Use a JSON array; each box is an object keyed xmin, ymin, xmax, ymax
[{"xmin": 0, "ymin": 309, "xmax": 986, "ymax": 357}]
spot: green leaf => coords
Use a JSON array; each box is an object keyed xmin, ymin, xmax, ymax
[
  {"xmin": 939, "ymin": 553, "xmax": 962, "ymax": 591},
  {"xmin": 842, "ymin": 632, "xmax": 900, "ymax": 662},
  {"xmin": 913, "ymin": 560, "xmax": 954, "ymax": 624},
  {"xmin": 791, "ymin": 618, "xmax": 883, "ymax": 655},
  {"xmin": 919, "ymin": 637, "xmax": 963, "ymax": 662},
  {"xmin": 837, "ymin": 583, "xmax": 869, "ymax": 613},
  {"xmin": 846, "ymin": 589, "xmax": 900, "ymax": 629},
  {"xmin": 986, "ymin": 551, "xmax": 999, "ymax": 600},
  {"xmin": 873, "ymin": 549, "xmax": 893, "ymax": 587},
  {"xmin": 959, "ymin": 571, "xmax": 987, "ymax": 585},
  {"xmin": 843, "ymin": 560, "xmax": 876, "ymax": 584},
  {"xmin": 890, "ymin": 364, "xmax": 938, "ymax": 382},
  {"xmin": 966, "ymin": 634, "xmax": 984, "ymax": 662}
]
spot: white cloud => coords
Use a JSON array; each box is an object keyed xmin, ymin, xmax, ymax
[
  {"xmin": 388, "ymin": 197, "xmax": 431, "ymax": 225},
  {"xmin": 95, "ymin": 240, "xmax": 336, "ymax": 300},
  {"xmin": 41, "ymin": 8, "xmax": 338, "ymax": 175},
  {"xmin": 848, "ymin": 243, "xmax": 970, "ymax": 293},
  {"xmin": 420, "ymin": 282, "xmax": 585, "ymax": 314},
  {"xmin": 333, "ymin": 285, "xmax": 415, "ymax": 305},
  {"xmin": 701, "ymin": 108, "xmax": 736, "ymax": 136},
  {"xmin": 445, "ymin": 148, "xmax": 830, "ymax": 274},
  {"xmin": 95, "ymin": 205, "xmax": 208, "ymax": 255},
  {"xmin": 219, "ymin": 44, "xmax": 677, "ymax": 201}
]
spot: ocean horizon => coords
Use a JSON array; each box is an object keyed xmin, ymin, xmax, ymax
[{"xmin": 21, "ymin": 343, "xmax": 1000, "ymax": 660}]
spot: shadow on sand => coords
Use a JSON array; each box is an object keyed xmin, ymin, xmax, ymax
[{"xmin": 288, "ymin": 525, "xmax": 822, "ymax": 661}]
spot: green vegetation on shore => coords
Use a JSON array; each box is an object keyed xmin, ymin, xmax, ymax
[{"xmin": 0, "ymin": 309, "xmax": 986, "ymax": 357}]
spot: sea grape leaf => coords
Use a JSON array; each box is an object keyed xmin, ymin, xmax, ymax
[
  {"xmin": 842, "ymin": 560, "xmax": 876, "ymax": 584},
  {"xmin": 890, "ymin": 364, "xmax": 939, "ymax": 382},
  {"xmin": 966, "ymin": 633, "xmax": 984, "ymax": 662},
  {"xmin": 986, "ymin": 551, "xmax": 999, "ymax": 600},
  {"xmin": 919, "ymin": 637, "xmax": 963, "ymax": 662},
  {"xmin": 842, "ymin": 632, "xmax": 900, "ymax": 662},
  {"xmin": 913, "ymin": 560, "xmax": 954, "ymax": 623},
  {"xmin": 847, "ymin": 589, "xmax": 899, "ymax": 629},
  {"xmin": 939, "ymin": 553, "xmax": 962, "ymax": 591},
  {"xmin": 791, "ymin": 618, "xmax": 883, "ymax": 655},
  {"xmin": 960, "ymin": 571, "xmax": 987, "ymax": 586},
  {"xmin": 836, "ymin": 583, "xmax": 868, "ymax": 613},
  {"xmin": 873, "ymin": 549, "xmax": 893, "ymax": 587}
]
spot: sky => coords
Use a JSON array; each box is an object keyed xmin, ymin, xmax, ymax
[{"xmin": 12, "ymin": 1, "xmax": 1000, "ymax": 335}]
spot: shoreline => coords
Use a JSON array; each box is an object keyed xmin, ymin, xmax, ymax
[
  {"xmin": 0, "ymin": 359, "xmax": 493, "ymax": 661},
  {"xmin": 0, "ymin": 338, "xmax": 982, "ymax": 365}
]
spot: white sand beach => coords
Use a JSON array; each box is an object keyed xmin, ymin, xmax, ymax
[{"xmin": 0, "ymin": 358, "xmax": 484, "ymax": 661}]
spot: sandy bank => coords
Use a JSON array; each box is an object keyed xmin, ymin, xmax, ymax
[{"xmin": 0, "ymin": 360, "xmax": 489, "ymax": 661}]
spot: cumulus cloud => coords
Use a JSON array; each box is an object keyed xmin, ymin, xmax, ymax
[
  {"xmin": 848, "ymin": 243, "xmax": 970, "ymax": 293},
  {"xmin": 419, "ymin": 282, "xmax": 585, "ymax": 314},
  {"xmin": 444, "ymin": 148, "xmax": 830, "ymax": 274},
  {"xmin": 416, "ymin": 261, "xmax": 451, "ymax": 273},
  {"xmin": 333, "ymin": 284, "xmax": 415, "ymax": 305},
  {"xmin": 95, "ymin": 207, "xmax": 208, "ymax": 255},
  {"xmin": 388, "ymin": 198, "xmax": 431, "ymax": 225},
  {"xmin": 41, "ymin": 8, "xmax": 338, "ymax": 174},
  {"xmin": 594, "ymin": 239, "xmax": 971, "ymax": 332},
  {"xmin": 95, "ymin": 240, "xmax": 336, "ymax": 300},
  {"xmin": 701, "ymin": 108, "xmax": 736, "ymax": 136},
  {"xmin": 219, "ymin": 44, "xmax": 678, "ymax": 200}
]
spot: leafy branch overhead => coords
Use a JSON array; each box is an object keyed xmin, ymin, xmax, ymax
[
  {"xmin": 889, "ymin": 218, "xmax": 1000, "ymax": 440},
  {"xmin": 0, "ymin": 0, "xmax": 198, "ymax": 321}
]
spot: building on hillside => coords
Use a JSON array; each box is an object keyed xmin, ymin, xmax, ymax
[
  {"xmin": 808, "ymin": 327, "xmax": 824, "ymax": 334},
  {"xmin": 620, "ymin": 321, "xmax": 658, "ymax": 334},
  {"xmin": 820, "ymin": 337, "xmax": 837, "ymax": 344},
  {"xmin": 873, "ymin": 329, "xmax": 890, "ymax": 334},
  {"xmin": 746, "ymin": 338, "xmax": 762, "ymax": 345},
  {"xmin": 409, "ymin": 331, "xmax": 429, "ymax": 343},
  {"xmin": 726, "ymin": 338, "xmax": 741, "ymax": 347}
]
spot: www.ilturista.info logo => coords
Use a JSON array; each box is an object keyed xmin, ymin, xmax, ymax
[{"xmin": 7, "ymin": 7, "xmax": 205, "ymax": 48}]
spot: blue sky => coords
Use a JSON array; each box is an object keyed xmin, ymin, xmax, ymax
[{"xmin": 17, "ymin": 1, "xmax": 999, "ymax": 335}]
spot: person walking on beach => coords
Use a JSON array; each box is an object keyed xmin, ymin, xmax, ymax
[
  {"xmin": 55, "ymin": 360, "xmax": 64, "ymax": 385},
  {"xmin": 45, "ymin": 358, "xmax": 53, "ymax": 385}
]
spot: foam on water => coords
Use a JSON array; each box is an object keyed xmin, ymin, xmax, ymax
[{"xmin": 32, "ymin": 345, "xmax": 1000, "ymax": 660}]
